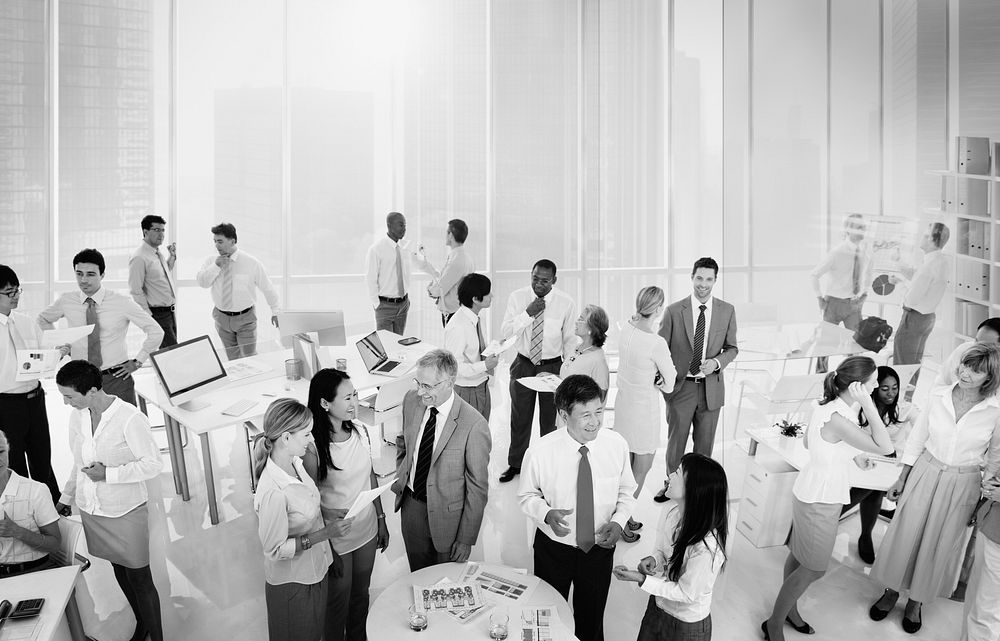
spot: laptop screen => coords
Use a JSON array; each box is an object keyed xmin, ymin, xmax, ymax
[{"xmin": 356, "ymin": 332, "xmax": 387, "ymax": 372}]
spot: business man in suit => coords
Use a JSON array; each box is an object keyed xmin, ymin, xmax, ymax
[
  {"xmin": 392, "ymin": 349, "xmax": 492, "ymax": 571},
  {"xmin": 654, "ymin": 256, "xmax": 738, "ymax": 502}
]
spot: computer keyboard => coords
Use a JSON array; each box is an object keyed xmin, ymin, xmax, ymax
[{"xmin": 221, "ymin": 398, "xmax": 258, "ymax": 417}]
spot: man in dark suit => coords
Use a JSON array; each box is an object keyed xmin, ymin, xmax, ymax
[
  {"xmin": 654, "ymin": 257, "xmax": 738, "ymax": 502},
  {"xmin": 391, "ymin": 349, "xmax": 492, "ymax": 571}
]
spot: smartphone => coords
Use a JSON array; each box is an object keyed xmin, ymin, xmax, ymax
[{"xmin": 398, "ymin": 337, "xmax": 421, "ymax": 346}]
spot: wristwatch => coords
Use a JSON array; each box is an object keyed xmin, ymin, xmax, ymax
[{"xmin": 300, "ymin": 535, "xmax": 312, "ymax": 550}]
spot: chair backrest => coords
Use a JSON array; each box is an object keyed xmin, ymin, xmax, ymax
[
  {"xmin": 374, "ymin": 376, "xmax": 416, "ymax": 412},
  {"xmin": 890, "ymin": 363, "xmax": 921, "ymax": 392},
  {"xmin": 55, "ymin": 516, "xmax": 90, "ymax": 571}
]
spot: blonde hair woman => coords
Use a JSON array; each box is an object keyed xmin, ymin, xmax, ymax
[
  {"xmin": 253, "ymin": 398, "xmax": 342, "ymax": 641},
  {"xmin": 613, "ymin": 286, "xmax": 676, "ymax": 542}
]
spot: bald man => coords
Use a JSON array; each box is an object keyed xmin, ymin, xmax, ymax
[{"xmin": 365, "ymin": 212, "xmax": 421, "ymax": 334}]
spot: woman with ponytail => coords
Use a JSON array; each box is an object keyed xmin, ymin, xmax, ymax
[
  {"xmin": 613, "ymin": 453, "xmax": 728, "ymax": 640},
  {"xmin": 253, "ymin": 398, "xmax": 342, "ymax": 641},
  {"xmin": 763, "ymin": 356, "xmax": 893, "ymax": 641}
]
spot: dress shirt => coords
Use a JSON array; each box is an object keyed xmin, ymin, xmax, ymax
[
  {"xmin": 0, "ymin": 471, "xmax": 59, "ymax": 564},
  {"xmin": 901, "ymin": 250, "xmax": 949, "ymax": 314},
  {"xmin": 59, "ymin": 397, "xmax": 163, "ymax": 518},
  {"xmin": 364, "ymin": 235, "xmax": 420, "ymax": 308},
  {"xmin": 254, "ymin": 456, "xmax": 334, "ymax": 586},
  {"xmin": 518, "ymin": 427, "xmax": 637, "ymax": 546},
  {"xmin": 689, "ymin": 295, "xmax": 714, "ymax": 379},
  {"xmin": 444, "ymin": 307, "xmax": 489, "ymax": 388},
  {"xmin": 0, "ymin": 311, "xmax": 42, "ymax": 394},
  {"xmin": 501, "ymin": 286, "xmax": 577, "ymax": 362},
  {"xmin": 407, "ymin": 392, "xmax": 456, "ymax": 492},
  {"xmin": 901, "ymin": 384, "xmax": 1000, "ymax": 476},
  {"xmin": 937, "ymin": 341, "xmax": 975, "ymax": 387},
  {"xmin": 128, "ymin": 242, "xmax": 176, "ymax": 311},
  {"xmin": 641, "ymin": 504, "xmax": 725, "ymax": 623},
  {"xmin": 195, "ymin": 249, "xmax": 280, "ymax": 313},
  {"xmin": 37, "ymin": 287, "xmax": 164, "ymax": 365},
  {"xmin": 810, "ymin": 239, "xmax": 872, "ymax": 299},
  {"xmin": 423, "ymin": 246, "xmax": 476, "ymax": 314}
]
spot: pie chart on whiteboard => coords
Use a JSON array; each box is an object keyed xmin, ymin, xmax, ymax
[{"xmin": 872, "ymin": 274, "xmax": 895, "ymax": 296}]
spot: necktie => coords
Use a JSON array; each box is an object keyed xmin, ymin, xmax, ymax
[
  {"xmin": 158, "ymin": 252, "xmax": 176, "ymax": 300},
  {"xmin": 576, "ymin": 445, "xmax": 595, "ymax": 553},
  {"xmin": 688, "ymin": 304, "xmax": 706, "ymax": 376},
  {"xmin": 529, "ymin": 306, "xmax": 544, "ymax": 365},
  {"xmin": 85, "ymin": 297, "xmax": 103, "ymax": 369},
  {"xmin": 476, "ymin": 319, "xmax": 486, "ymax": 360},
  {"xmin": 395, "ymin": 243, "xmax": 406, "ymax": 297},
  {"xmin": 221, "ymin": 260, "xmax": 234, "ymax": 310},
  {"xmin": 412, "ymin": 407, "xmax": 438, "ymax": 501},
  {"xmin": 852, "ymin": 246, "xmax": 861, "ymax": 296}
]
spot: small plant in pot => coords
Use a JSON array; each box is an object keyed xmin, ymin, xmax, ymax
[{"xmin": 775, "ymin": 419, "xmax": 805, "ymax": 438}]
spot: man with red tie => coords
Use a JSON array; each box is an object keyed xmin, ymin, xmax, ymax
[{"xmin": 519, "ymin": 375, "xmax": 636, "ymax": 641}]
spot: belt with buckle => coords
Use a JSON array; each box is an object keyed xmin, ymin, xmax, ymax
[
  {"xmin": 217, "ymin": 306, "xmax": 254, "ymax": 317},
  {"xmin": 0, "ymin": 386, "xmax": 42, "ymax": 400},
  {"xmin": 0, "ymin": 555, "xmax": 49, "ymax": 576},
  {"xmin": 149, "ymin": 305, "xmax": 175, "ymax": 312},
  {"xmin": 378, "ymin": 295, "xmax": 408, "ymax": 304},
  {"xmin": 685, "ymin": 376, "xmax": 704, "ymax": 383}
]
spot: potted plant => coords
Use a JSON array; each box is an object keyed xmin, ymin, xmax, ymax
[{"xmin": 774, "ymin": 419, "xmax": 805, "ymax": 438}]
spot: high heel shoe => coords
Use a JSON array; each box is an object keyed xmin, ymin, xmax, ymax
[
  {"xmin": 653, "ymin": 483, "xmax": 669, "ymax": 503},
  {"xmin": 761, "ymin": 621, "xmax": 770, "ymax": 640},
  {"xmin": 901, "ymin": 604, "xmax": 922, "ymax": 634},
  {"xmin": 785, "ymin": 615, "xmax": 815, "ymax": 634}
]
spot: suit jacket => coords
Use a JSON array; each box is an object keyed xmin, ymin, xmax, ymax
[
  {"xmin": 657, "ymin": 296, "xmax": 739, "ymax": 411},
  {"xmin": 392, "ymin": 390, "xmax": 492, "ymax": 552}
]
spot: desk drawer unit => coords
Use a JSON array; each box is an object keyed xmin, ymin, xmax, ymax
[{"xmin": 738, "ymin": 456, "xmax": 798, "ymax": 547}]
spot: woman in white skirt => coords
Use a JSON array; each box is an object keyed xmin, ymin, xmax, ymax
[
  {"xmin": 870, "ymin": 343, "xmax": 1000, "ymax": 634},
  {"xmin": 762, "ymin": 356, "xmax": 894, "ymax": 641},
  {"xmin": 614, "ymin": 286, "xmax": 676, "ymax": 542},
  {"xmin": 54, "ymin": 360, "xmax": 164, "ymax": 641}
]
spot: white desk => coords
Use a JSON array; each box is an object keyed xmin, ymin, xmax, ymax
[
  {"xmin": 134, "ymin": 331, "xmax": 432, "ymax": 525},
  {"xmin": 367, "ymin": 563, "xmax": 576, "ymax": 641},
  {"xmin": 0, "ymin": 566, "xmax": 83, "ymax": 641},
  {"xmin": 738, "ymin": 322, "xmax": 869, "ymax": 372}
]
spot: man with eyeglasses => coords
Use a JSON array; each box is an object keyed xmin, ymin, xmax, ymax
[
  {"xmin": 0, "ymin": 265, "xmax": 61, "ymax": 504},
  {"xmin": 390, "ymin": 349, "xmax": 491, "ymax": 571},
  {"xmin": 128, "ymin": 214, "xmax": 178, "ymax": 348}
]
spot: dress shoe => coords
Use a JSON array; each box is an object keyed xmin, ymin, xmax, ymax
[
  {"xmin": 785, "ymin": 615, "xmax": 815, "ymax": 634},
  {"xmin": 858, "ymin": 534, "xmax": 876, "ymax": 564},
  {"xmin": 901, "ymin": 604, "xmax": 922, "ymax": 634},
  {"xmin": 653, "ymin": 483, "xmax": 669, "ymax": 503},
  {"xmin": 499, "ymin": 467, "xmax": 520, "ymax": 483}
]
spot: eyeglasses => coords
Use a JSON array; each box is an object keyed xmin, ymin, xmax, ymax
[
  {"xmin": 413, "ymin": 378, "xmax": 449, "ymax": 393},
  {"xmin": 0, "ymin": 287, "xmax": 22, "ymax": 298}
]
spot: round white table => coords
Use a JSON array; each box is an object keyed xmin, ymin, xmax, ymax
[{"xmin": 367, "ymin": 562, "xmax": 576, "ymax": 640}]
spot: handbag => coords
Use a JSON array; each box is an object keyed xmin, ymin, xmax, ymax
[{"xmin": 853, "ymin": 316, "xmax": 892, "ymax": 353}]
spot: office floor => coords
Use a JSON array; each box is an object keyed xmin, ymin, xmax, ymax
[{"xmin": 41, "ymin": 367, "xmax": 962, "ymax": 641}]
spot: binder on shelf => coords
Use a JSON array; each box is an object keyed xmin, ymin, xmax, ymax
[
  {"xmin": 941, "ymin": 176, "xmax": 956, "ymax": 212},
  {"xmin": 957, "ymin": 219, "xmax": 971, "ymax": 256},
  {"xmin": 970, "ymin": 221, "xmax": 985, "ymax": 259},
  {"xmin": 958, "ymin": 178, "xmax": 989, "ymax": 216},
  {"xmin": 984, "ymin": 223, "xmax": 993, "ymax": 261},
  {"xmin": 958, "ymin": 136, "xmax": 991, "ymax": 175},
  {"xmin": 966, "ymin": 302, "xmax": 990, "ymax": 337}
]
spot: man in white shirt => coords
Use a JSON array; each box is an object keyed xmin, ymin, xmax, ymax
[
  {"xmin": 365, "ymin": 212, "xmax": 420, "ymax": 334},
  {"xmin": 500, "ymin": 259, "xmax": 577, "ymax": 483},
  {"xmin": 0, "ymin": 430, "xmax": 61, "ymax": 577},
  {"xmin": 892, "ymin": 223, "xmax": 950, "ymax": 369},
  {"xmin": 0, "ymin": 266, "xmax": 60, "ymax": 503},
  {"xmin": 519, "ymin": 375, "xmax": 637, "ymax": 641},
  {"xmin": 195, "ymin": 222, "xmax": 280, "ymax": 360},
  {"xmin": 38, "ymin": 249, "xmax": 164, "ymax": 405},
  {"xmin": 128, "ymin": 214, "xmax": 177, "ymax": 348},
  {"xmin": 417, "ymin": 219, "xmax": 476, "ymax": 327},
  {"xmin": 443, "ymin": 273, "xmax": 497, "ymax": 420}
]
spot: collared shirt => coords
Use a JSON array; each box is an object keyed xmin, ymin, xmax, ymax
[
  {"xmin": 254, "ymin": 456, "xmax": 334, "ymax": 586},
  {"xmin": 641, "ymin": 504, "xmax": 725, "ymax": 623},
  {"xmin": 444, "ymin": 307, "xmax": 489, "ymax": 388},
  {"xmin": 364, "ymin": 235, "xmax": 420, "ymax": 308},
  {"xmin": 518, "ymin": 427, "xmax": 637, "ymax": 546},
  {"xmin": 0, "ymin": 311, "xmax": 42, "ymax": 394},
  {"xmin": 423, "ymin": 245, "xmax": 476, "ymax": 314},
  {"xmin": 60, "ymin": 397, "xmax": 163, "ymax": 518},
  {"xmin": 689, "ymin": 295, "xmax": 714, "ymax": 379},
  {"xmin": 901, "ymin": 384, "xmax": 1000, "ymax": 475},
  {"xmin": 407, "ymin": 392, "xmax": 456, "ymax": 492},
  {"xmin": 128, "ymin": 242, "xmax": 176, "ymax": 311},
  {"xmin": 37, "ymin": 287, "xmax": 165, "ymax": 365},
  {"xmin": 0, "ymin": 471, "xmax": 59, "ymax": 564},
  {"xmin": 195, "ymin": 249, "xmax": 280, "ymax": 313},
  {"xmin": 902, "ymin": 249, "xmax": 949, "ymax": 314},
  {"xmin": 810, "ymin": 239, "xmax": 872, "ymax": 299},
  {"xmin": 501, "ymin": 286, "xmax": 577, "ymax": 362}
]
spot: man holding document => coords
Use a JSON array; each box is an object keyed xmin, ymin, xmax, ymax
[{"xmin": 0, "ymin": 265, "xmax": 61, "ymax": 504}]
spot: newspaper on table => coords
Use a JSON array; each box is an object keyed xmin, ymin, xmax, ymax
[
  {"xmin": 458, "ymin": 562, "xmax": 539, "ymax": 604},
  {"xmin": 412, "ymin": 579, "xmax": 487, "ymax": 620}
]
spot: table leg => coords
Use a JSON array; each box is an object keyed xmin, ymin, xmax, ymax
[
  {"xmin": 200, "ymin": 432, "xmax": 220, "ymax": 525},
  {"xmin": 748, "ymin": 438, "xmax": 759, "ymax": 457},
  {"xmin": 165, "ymin": 415, "xmax": 190, "ymax": 501},
  {"xmin": 66, "ymin": 589, "xmax": 86, "ymax": 641},
  {"xmin": 137, "ymin": 395, "xmax": 148, "ymax": 415}
]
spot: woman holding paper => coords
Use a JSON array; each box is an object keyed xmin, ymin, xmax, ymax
[{"xmin": 305, "ymin": 368, "xmax": 389, "ymax": 641}]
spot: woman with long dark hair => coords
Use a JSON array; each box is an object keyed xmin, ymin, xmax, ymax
[
  {"xmin": 762, "ymin": 355, "xmax": 894, "ymax": 641},
  {"xmin": 303, "ymin": 368, "xmax": 389, "ymax": 641},
  {"xmin": 613, "ymin": 452, "xmax": 728, "ymax": 641}
]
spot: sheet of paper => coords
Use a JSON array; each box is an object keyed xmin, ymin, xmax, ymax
[
  {"xmin": 40, "ymin": 325, "xmax": 95, "ymax": 349},
  {"xmin": 458, "ymin": 562, "xmax": 539, "ymax": 604},
  {"xmin": 345, "ymin": 478, "xmax": 396, "ymax": 519},
  {"xmin": 14, "ymin": 349, "xmax": 63, "ymax": 381},
  {"xmin": 224, "ymin": 358, "xmax": 272, "ymax": 381},
  {"xmin": 481, "ymin": 335, "xmax": 519, "ymax": 357},
  {"xmin": 516, "ymin": 374, "xmax": 561, "ymax": 393}
]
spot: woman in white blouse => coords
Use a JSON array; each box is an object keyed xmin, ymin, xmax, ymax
[
  {"xmin": 304, "ymin": 369, "xmax": 388, "ymax": 641},
  {"xmin": 560, "ymin": 304, "xmax": 611, "ymax": 394},
  {"xmin": 870, "ymin": 343, "xmax": 1000, "ymax": 634},
  {"xmin": 253, "ymin": 398, "xmax": 342, "ymax": 641},
  {"xmin": 54, "ymin": 360, "xmax": 164, "ymax": 641},
  {"xmin": 613, "ymin": 453, "xmax": 728, "ymax": 641},
  {"xmin": 614, "ymin": 286, "xmax": 676, "ymax": 542}
]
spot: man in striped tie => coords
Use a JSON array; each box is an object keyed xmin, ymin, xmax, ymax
[{"xmin": 499, "ymin": 260, "xmax": 577, "ymax": 484}]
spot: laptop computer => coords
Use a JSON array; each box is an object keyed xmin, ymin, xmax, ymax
[{"xmin": 356, "ymin": 332, "xmax": 412, "ymax": 377}]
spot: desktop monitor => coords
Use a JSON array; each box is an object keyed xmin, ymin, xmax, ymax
[
  {"xmin": 277, "ymin": 310, "xmax": 347, "ymax": 347},
  {"xmin": 149, "ymin": 335, "xmax": 230, "ymax": 411}
]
